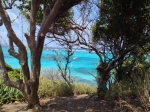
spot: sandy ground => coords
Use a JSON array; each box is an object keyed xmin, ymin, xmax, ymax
[{"xmin": 0, "ymin": 94, "xmax": 120, "ymax": 112}]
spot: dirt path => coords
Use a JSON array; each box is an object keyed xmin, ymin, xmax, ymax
[{"xmin": 0, "ymin": 94, "xmax": 120, "ymax": 112}]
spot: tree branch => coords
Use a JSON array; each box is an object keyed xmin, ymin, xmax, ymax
[
  {"xmin": 0, "ymin": 1, "xmax": 31, "ymax": 90},
  {"xmin": 2, "ymin": 0, "xmax": 16, "ymax": 9},
  {"xmin": 29, "ymin": 0, "xmax": 40, "ymax": 50},
  {"xmin": 36, "ymin": 0, "xmax": 66, "ymax": 71},
  {"xmin": 38, "ymin": 0, "xmax": 65, "ymax": 36},
  {"xmin": 8, "ymin": 39, "xmax": 19, "ymax": 60},
  {"xmin": 58, "ymin": 0, "xmax": 84, "ymax": 16},
  {"xmin": 0, "ymin": 1, "xmax": 26, "ymax": 52},
  {"xmin": 0, "ymin": 44, "xmax": 24, "ymax": 91},
  {"xmin": 48, "ymin": 25, "xmax": 86, "ymax": 36}
]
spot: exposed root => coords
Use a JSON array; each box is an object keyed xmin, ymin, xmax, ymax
[
  {"xmin": 21, "ymin": 104, "xmax": 32, "ymax": 111},
  {"xmin": 34, "ymin": 104, "xmax": 43, "ymax": 111},
  {"xmin": 20, "ymin": 104, "xmax": 42, "ymax": 112}
]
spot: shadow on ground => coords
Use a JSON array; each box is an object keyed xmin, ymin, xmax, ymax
[{"xmin": 0, "ymin": 94, "xmax": 120, "ymax": 112}]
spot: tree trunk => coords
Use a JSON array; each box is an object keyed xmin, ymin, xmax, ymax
[
  {"xmin": 23, "ymin": 78, "xmax": 41, "ymax": 110},
  {"xmin": 66, "ymin": 81, "xmax": 74, "ymax": 95},
  {"xmin": 0, "ymin": 44, "xmax": 41, "ymax": 110},
  {"xmin": 24, "ymin": 92, "xmax": 40, "ymax": 109},
  {"xmin": 96, "ymin": 69, "xmax": 110, "ymax": 96}
]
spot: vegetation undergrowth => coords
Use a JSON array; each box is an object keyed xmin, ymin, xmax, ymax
[
  {"xmin": 0, "ymin": 80, "xmax": 24, "ymax": 105},
  {"xmin": 38, "ymin": 76, "xmax": 96, "ymax": 98},
  {"xmin": 100, "ymin": 61, "xmax": 150, "ymax": 111},
  {"xmin": 0, "ymin": 64, "xmax": 96, "ymax": 105},
  {"xmin": 39, "ymin": 68, "xmax": 96, "ymax": 98},
  {"xmin": 0, "ymin": 64, "xmax": 24, "ymax": 105}
]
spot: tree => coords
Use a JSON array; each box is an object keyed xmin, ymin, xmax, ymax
[
  {"xmin": 53, "ymin": 43, "xmax": 75, "ymax": 95},
  {"xmin": 78, "ymin": 0, "xmax": 150, "ymax": 95},
  {"xmin": 0, "ymin": 0, "xmax": 85, "ymax": 110},
  {"xmin": 96, "ymin": 0, "xmax": 150, "ymax": 94}
]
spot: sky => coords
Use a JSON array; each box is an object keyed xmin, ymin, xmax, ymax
[
  {"xmin": 0, "ymin": 5, "xmax": 58, "ymax": 47},
  {"xmin": 0, "ymin": 6, "xmax": 29, "ymax": 46},
  {"xmin": 0, "ymin": 1, "xmax": 99, "ymax": 48}
]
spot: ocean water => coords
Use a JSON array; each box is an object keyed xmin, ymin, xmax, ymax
[{"xmin": 2, "ymin": 46, "xmax": 99, "ymax": 87}]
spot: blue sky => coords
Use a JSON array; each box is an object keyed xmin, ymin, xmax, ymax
[
  {"xmin": 0, "ymin": 6, "xmax": 58, "ymax": 47},
  {"xmin": 0, "ymin": 1, "xmax": 98, "ymax": 48},
  {"xmin": 0, "ymin": 6, "xmax": 29, "ymax": 46}
]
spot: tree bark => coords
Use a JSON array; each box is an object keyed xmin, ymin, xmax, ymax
[
  {"xmin": 23, "ymin": 80, "xmax": 41, "ymax": 110},
  {"xmin": 96, "ymin": 66, "xmax": 110, "ymax": 96}
]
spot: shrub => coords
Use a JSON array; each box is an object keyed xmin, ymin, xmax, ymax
[
  {"xmin": 73, "ymin": 82, "xmax": 96, "ymax": 95},
  {"xmin": 38, "ymin": 76, "xmax": 96, "ymax": 98},
  {"xmin": 1, "ymin": 65, "xmax": 96, "ymax": 104},
  {"xmin": 38, "ymin": 77, "xmax": 71, "ymax": 98},
  {"xmin": 0, "ymin": 80, "xmax": 24, "ymax": 105},
  {"xmin": 0, "ymin": 64, "xmax": 24, "ymax": 104},
  {"xmin": 105, "ymin": 70, "xmax": 150, "ymax": 111},
  {"xmin": 105, "ymin": 80, "xmax": 135, "ymax": 100},
  {"xmin": 132, "ymin": 73, "xmax": 150, "ymax": 111},
  {"xmin": 1, "ymin": 63, "xmax": 23, "ymax": 81},
  {"xmin": 8, "ymin": 70, "xmax": 23, "ymax": 81},
  {"xmin": 5, "ymin": 63, "xmax": 13, "ymax": 71}
]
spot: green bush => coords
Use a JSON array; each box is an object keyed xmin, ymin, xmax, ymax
[
  {"xmin": 38, "ymin": 77, "xmax": 68, "ymax": 98},
  {"xmin": 5, "ymin": 63, "xmax": 14, "ymax": 71},
  {"xmin": 39, "ymin": 68, "xmax": 96, "ymax": 98},
  {"xmin": 1, "ymin": 65, "xmax": 96, "ymax": 104},
  {"xmin": 105, "ymin": 80, "xmax": 135, "ymax": 100},
  {"xmin": 73, "ymin": 82, "xmax": 96, "ymax": 95},
  {"xmin": 0, "ymin": 80, "xmax": 24, "ymax": 105},
  {"xmin": 8, "ymin": 70, "xmax": 23, "ymax": 81},
  {"xmin": 103, "ymin": 70, "xmax": 150, "ymax": 111},
  {"xmin": 38, "ymin": 76, "xmax": 96, "ymax": 98},
  {"xmin": 2, "ymin": 63, "xmax": 23, "ymax": 81},
  {"xmin": 0, "ymin": 64, "xmax": 24, "ymax": 105}
]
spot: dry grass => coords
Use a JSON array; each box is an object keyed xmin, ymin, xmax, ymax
[
  {"xmin": 108, "ymin": 73, "xmax": 150, "ymax": 111},
  {"xmin": 38, "ymin": 76, "xmax": 96, "ymax": 98},
  {"xmin": 39, "ymin": 68, "xmax": 96, "ymax": 98}
]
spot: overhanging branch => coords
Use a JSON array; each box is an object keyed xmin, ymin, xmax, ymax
[
  {"xmin": 2, "ymin": 0, "xmax": 16, "ymax": 9},
  {"xmin": 47, "ymin": 25, "xmax": 86, "ymax": 36}
]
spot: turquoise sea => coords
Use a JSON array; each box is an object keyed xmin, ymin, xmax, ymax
[{"xmin": 2, "ymin": 46, "xmax": 99, "ymax": 87}]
